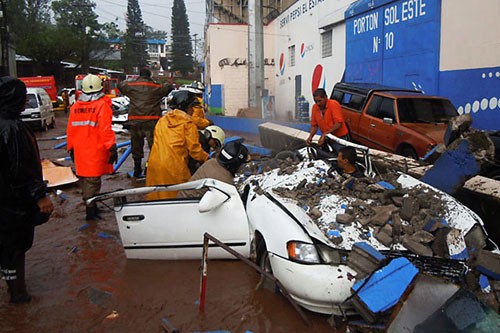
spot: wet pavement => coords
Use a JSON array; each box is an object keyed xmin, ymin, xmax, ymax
[{"xmin": 0, "ymin": 112, "xmax": 337, "ymax": 332}]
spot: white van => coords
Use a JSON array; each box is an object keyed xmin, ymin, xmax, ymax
[{"xmin": 21, "ymin": 88, "xmax": 56, "ymax": 130}]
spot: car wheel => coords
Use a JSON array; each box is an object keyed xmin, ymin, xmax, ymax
[
  {"xmin": 49, "ymin": 117, "xmax": 56, "ymax": 129},
  {"xmin": 42, "ymin": 120, "xmax": 48, "ymax": 132},
  {"xmin": 399, "ymin": 146, "xmax": 418, "ymax": 160},
  {"xmin": 255, "ymin": 240, "xmax": 277, "ymax": 292}
]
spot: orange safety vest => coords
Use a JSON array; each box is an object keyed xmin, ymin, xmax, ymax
[{"xmin": 67, "ymin": 96, "xmax": 116, "ymax": 177}]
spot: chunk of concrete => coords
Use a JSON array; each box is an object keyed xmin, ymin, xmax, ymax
[
  {"xmin": 400, "ymin": 196, "xmax": 420, "ymax": 221},
  {"xmin": 403, "ymin": 236, "xmax": 433, "ymax": 257},
  {"xmin": 474, "ymin": 250, "xmax": 500, "ymax": 280},
  {"xmin": 370, "ymin": 205, "xmax": 398, "ymax": 226},
  {"xmin": 336, "ymin": 213, "xmax": 354, "ymax": 225}
]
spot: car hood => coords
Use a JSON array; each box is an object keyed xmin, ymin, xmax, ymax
[
  {"xmin": 402, "ymin": 123, "xmax": 448, "ymax": 143},
  {"xmin": 242, "ymin": 160, "xmax": 483, "ymax": 253}
]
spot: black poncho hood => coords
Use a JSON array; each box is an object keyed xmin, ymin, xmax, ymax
[{"xmin": 0, "ymin": 76, "xmax": 27, "ymax": 119}]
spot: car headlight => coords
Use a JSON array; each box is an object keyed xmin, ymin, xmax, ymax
[
  {"xmin": 31, "ymin": 113, "xmax": 40, "ymax": 118},
  {"xmin": 287, "ymin": 241, "xmax": 320, "ymax": 263}
]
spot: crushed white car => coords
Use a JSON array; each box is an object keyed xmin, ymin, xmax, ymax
[{"xmin": 88, "ymin": 135, "xmax": 496, "ymax": 315}]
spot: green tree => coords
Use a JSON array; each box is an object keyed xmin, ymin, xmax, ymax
[
  {"xmin": 52, "ymin": 0, "xmax": 102, "ymax": 73},
  {"xmin": 171, "ymin": 0, "xmax": 193, "ymax": 76},
  {"xmin": 122, "ymin": 0, "xmax": 149, "ymax": 72},
  {"xmin": 6, "ymin": 0, "xmax": 71, "ymax": 75}
]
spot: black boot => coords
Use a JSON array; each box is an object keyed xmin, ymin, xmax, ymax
[
  {"xmin": 133, "ymin": 158, "xmax": 143, "ymax": 178},
  {"xmin": 85, "ymin": 206, "xmax": 101, "ymax": 220},
  {"xmin": 6, "ymin": 255, "xmax": 31, "ymax": 304}
]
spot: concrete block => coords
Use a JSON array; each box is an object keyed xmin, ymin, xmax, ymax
[
  {"xmin": 474, "ymin": 250, "xmax": 500, "ymax": 280},
  {"xmin": 336, "ymin": 213, "xmax": 354, "ymax": 225},
  {"xmin": 351, "ymin": 258, "xmax": 419, "ymax": 324},
  {"xmin": 410, "ymin": 230, "xmax": 435, "ymax": 244},
  {"xmin": 400, "ymin": 196, "xmax": 420, "ymax": 221},
  {"xmin": 370, "ymin": 205, "xmax": 398, "ymax": 226},
  {"xmin": 348, "ymin": 242, "xmax": 386, "ymax": 278},
  {"xmin": 403, "ymin": 236, "xmax": 433, "ymax": 257}
]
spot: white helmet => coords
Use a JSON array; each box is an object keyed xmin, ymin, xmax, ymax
[
  {"xmin": 82, "ymin": 74, "xmax": 103, "ymax": 94},
  {"xmin": 204, "ymin": 125, "xmax": 225, "ymax": 148}
]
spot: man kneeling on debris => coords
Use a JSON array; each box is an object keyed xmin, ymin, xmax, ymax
[{"xmin": 178, "ymin": 141, "xmax": 251, "ymax": 198}]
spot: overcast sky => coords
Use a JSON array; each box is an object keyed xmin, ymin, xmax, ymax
[{"xmin": 93, "ymin": 0, "xmax": 206, "ymax": 39}]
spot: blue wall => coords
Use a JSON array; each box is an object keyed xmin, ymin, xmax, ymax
[{"xmin": 344, "ymin": 0, "xmax": 500, "ymax": 130}]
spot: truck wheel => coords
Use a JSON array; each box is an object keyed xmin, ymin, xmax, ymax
[{"xmin": 400, "ymin": 147, "xmax": 418, "ymax": 160}]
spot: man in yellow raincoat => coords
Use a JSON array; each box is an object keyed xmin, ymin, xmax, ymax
[
  {"xmin": 186, "ymin": 81, "xmax": 212, "ymax": 130},
  {"xmin": 146, "ymin": 90, "xmax": 209, "ymax": 200}
]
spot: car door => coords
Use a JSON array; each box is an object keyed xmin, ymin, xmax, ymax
[
  {"xmin": 364, "ymin": 95, "xmax": 398, "ymax": 152},
  {"xmin": 113, "ymin": 182, "xmax": 251, "ymax": 260}
]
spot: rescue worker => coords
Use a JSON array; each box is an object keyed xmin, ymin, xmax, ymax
[
  {"xmin": 186, "ymin": 81, "xmax": 212, "ymax": 129},
  {"xmin": 188, "ymin": 125, "xmax": 226, "ymax": 175},
  {"xmin": 178, "ymin": 141, "xmax": 251, "ymax": 198},
  {"xmin": 118, "ymin": 68, "xmax": 172, "ymax": 178},
  {"xmin": 146, "ymin": 90, "xmax": 209, "ymax": 200},
  {"xmin": 306, "ymin": 88, "xmax": 349, "ymax": 147},
  {"xmin": 0, "ymin": 76, "xmax": 54, "ymax": 303},
  {"xmin": 67, "ymin": 74, "xmax": 117, "ymax": 220}
]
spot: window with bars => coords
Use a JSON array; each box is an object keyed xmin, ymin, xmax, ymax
[
  {"xmin": 321, "ymin": 30, "xmax": 333, "ymax": 58},
  {"xmin": 288, "ymin": 45, "xmax": 296, "ymax": 67}
]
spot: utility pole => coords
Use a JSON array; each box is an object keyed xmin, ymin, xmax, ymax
[
  {"xmin": 192, "ymin": 33, "xmax": 198, "ymax": 61},
  {"xmin": 248, "ymin": 0, "xmax": 264, "ymax": 115},
  {"xmin": 0, "ymin": 0, "xmax": 9, "ymax": 76}
]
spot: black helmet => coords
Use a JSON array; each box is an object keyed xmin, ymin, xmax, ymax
[
  {"xmin": 169, "ymin": 90, "xmax": 196, "ymax": 112},
  {"xmin": 217, "ymin": 141, "xmax": 250, "ymax": 175}
]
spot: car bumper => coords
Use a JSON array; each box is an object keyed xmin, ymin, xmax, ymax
[{"xmin": 269, "ymin": 253, "xmax": 357, "ymax": 315}]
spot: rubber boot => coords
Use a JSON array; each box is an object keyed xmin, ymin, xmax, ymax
[
  {"xmin": 6, "ymin": 255, "xmax": 31, "ymax": 304},
  {"xmin": 133, "ymin": 158, "xmax": 143, "ymax": 178},
  {"xmin": 85, "ymin": 206, "xmax": 101, "ymax": 220}
]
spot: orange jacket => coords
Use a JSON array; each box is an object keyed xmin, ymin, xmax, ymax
[
  {"xmin": 67, "ymin": 95, "xmax": 116, "ymax": 177},
  {"xmin": 146, "ymin": 109, "xmax": 209, "ymax": 200},
  {"xmin": 311, "ymin": 99, "xmax": 349, "ymax": 137}
]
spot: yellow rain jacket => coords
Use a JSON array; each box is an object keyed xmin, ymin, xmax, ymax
[
  {"xmin": 146, "ymin": 109, "xmax": 209, "ymax": 200},
  {"xmin": 190, "ymin": 96, "xmax": 210, "ymax": 129}
]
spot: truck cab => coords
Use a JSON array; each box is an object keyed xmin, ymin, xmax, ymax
[{"xmin": 330, "ymin": 83, "xmax": 458, "ymax": 159}]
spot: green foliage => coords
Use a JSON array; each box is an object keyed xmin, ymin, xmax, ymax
[
  {"xmin": 122, "ymin": 0, "xmax": 149, "ymax": 72},
  {"xmin": 171, "ymin": 0, "xmax": 193, "ymax": 75}
]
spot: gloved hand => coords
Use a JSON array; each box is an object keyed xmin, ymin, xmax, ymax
[
  {"xmin": 108, "ymin": 144, "xmax": 118, "ymax": 164},
  {"xmin": 69, "ymin": 149, "xmax": 74, "ymax": 162}
]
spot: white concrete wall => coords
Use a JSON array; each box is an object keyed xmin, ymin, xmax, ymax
[
  {"xmin": 440, "ymin": 0, "xmax": 500, "ymax": 71},
  {"xmin": 206, "ymin": 24, "xmax": 276, "ymax": 117},
  {"xmin": 273, "ymin": 0, "xmax": 354, "ymax": 120}
]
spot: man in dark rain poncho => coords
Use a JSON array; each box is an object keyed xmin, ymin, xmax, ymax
[{"xmin": 0, "ymin": 76, "xmax": 54, "ymax": 303}]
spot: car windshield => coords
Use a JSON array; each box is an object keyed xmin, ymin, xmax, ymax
[
  {"xmin": 397, "ymin": 98, "xmax": 458, "ymax": 123},
  {"xmin": 25, "ymin": 94, "xmax": 38, "ymax": 108}
]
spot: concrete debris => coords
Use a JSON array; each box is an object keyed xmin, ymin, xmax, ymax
[
  {"xmin": 474, "ymin": 250, "xmax": 500, "ymax": 281},
  {"xmin": 336, "ymin": 213, "xmax": 354, "ymax": 225},
  {"xmin": 347, "ymin": 242, "xmax": 386, "ymax": 279},
  {"xmin": 402, "ymin": 236, "xmax": 433, "ymax": 257}
]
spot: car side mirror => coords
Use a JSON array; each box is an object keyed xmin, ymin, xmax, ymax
[
  {"xmin": 198, "ymin": 188, "xmax": 228, "ymax": 213},
  {"xmin": 383, "ymin": 117, "xmax": 393, "ymax": 125}
]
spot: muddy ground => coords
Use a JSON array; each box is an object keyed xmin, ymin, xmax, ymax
[{"xmin": 0, "ymin": 112, "xmax": 337, "ymax": 332}]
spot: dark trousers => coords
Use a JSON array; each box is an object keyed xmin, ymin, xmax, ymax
[
  {"xmin": 79, "ymin": 176, "xmax": 102, "ymax": 208},
  {"xmin": 130, "ymin": 121, "xmax": 157, "ymax": 161},
  {"xmin": 0, "ymin": 226, "xmax": 34, "ymax": 281}
]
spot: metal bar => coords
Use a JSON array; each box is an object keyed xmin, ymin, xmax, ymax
[
  {"xmin": 200, "ymin": 232, "xmax": 311, "ymax": 327},
  {"xmin": 54, "ymin": 141, "xmax": 67, "ymax": 149},
  {"xmin": 113, "ymin": 145, "xmax": 132, "ymax": 172},
  {"xmin": 160, "ymin": 317, "xmax": 179, "ymax": 333},
  {"xmin": 199, "ymin": 236, "xmax": 209, "ymax": 312},
  {"xmin": 116, "ymin": 140, "xmax": 131, "ymax": 148}
]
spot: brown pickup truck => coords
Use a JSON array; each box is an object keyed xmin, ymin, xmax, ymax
[{"xmin": 330, "ymin": 82, "xmax": 459, "ymax": 159}]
